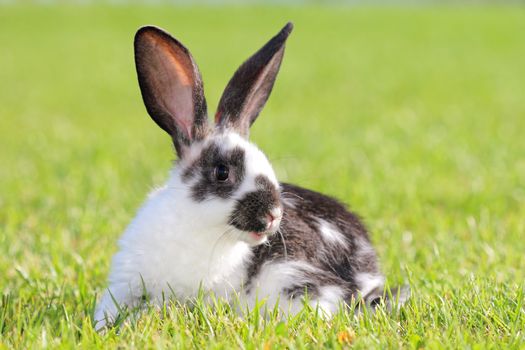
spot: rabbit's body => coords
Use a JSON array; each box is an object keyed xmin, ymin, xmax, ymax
[
  {"xmin": 249, "ymin": 182, "xmax": 384, "ymax": 303},
  {"xmin": 95, "ymin": 23, "xmax": 408, "ymax": 329}
]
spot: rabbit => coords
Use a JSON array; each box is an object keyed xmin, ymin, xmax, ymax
[{"xmin": 94, "ymin": 22, "xmax": 409, "ymax": 330}]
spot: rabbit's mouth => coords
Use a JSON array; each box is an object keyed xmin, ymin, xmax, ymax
[
  {"xmin": 249, "ymin": 231, "xmax": 267, "ymax": 242},
  {"xmin": 246, "ymin": 215, "xmax": 282, "ymax": 245},
  {"xmin": 240, "ymin": 215, "xmax": 279, "ymax": 245},
  {"xmin": 245, "ymin": 228, "xmax": 275, "ymax": 246}
]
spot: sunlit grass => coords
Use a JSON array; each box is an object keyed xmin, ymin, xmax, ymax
[{"xmin": 1, "ymin": 4, "xmax": 524, "ymax": 348}]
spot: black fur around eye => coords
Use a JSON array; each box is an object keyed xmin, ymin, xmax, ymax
[{"xmin": 215, "ymin": 164, "xmax": 230, "ymax": 182}]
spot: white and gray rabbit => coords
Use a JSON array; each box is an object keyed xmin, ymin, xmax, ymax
[{"xmin": 94, "ymin": 22, "xmax": 409, "ymax": 329}]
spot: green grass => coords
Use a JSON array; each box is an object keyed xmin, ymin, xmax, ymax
[{"xmin": 1, "ymin": 4, "xmax": 525, "ymax": 349}]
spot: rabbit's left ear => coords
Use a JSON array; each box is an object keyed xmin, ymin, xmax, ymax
[{"xmin": 215, "ymin": 22, "xmax": 293, "ymax": 138}]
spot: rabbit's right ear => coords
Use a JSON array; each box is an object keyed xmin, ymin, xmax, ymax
[
  {"xmin": 135, "ymin": 26, "xmax": 210, "ymax": 157},
  {"xmin": 215, "ymin": 22, "xmax": 293, "ymax": 138}
]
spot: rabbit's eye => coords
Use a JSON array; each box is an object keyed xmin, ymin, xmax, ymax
[{"xmin": 215, "ymin": 164, "xmax": 230, "ymax": 182}]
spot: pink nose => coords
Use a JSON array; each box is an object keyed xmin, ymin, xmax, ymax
[
  {"xmin": 265, "ymin": 209, "xmax": 282, "ymax": 230},
  {"xmin": 265, "ymin": 213, "xmax": 275, "ymax": 229}
]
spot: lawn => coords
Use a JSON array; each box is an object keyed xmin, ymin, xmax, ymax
[{"xmin": 1, "ymin": 4, "xmax": 524, "ymax": 349}]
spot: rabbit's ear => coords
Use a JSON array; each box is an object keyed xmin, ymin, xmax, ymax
[
  {"xmin": 135, "ymin": 26, "xmax": 210, "ymax": 157},
  {"xmin": 215, "ymin": 22, "xmax": 293, "ymax": 138}
]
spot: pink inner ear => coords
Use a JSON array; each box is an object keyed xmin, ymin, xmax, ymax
[
  {"xmin": 145, "ymin": 33, "xmax": 195, "ymax": 140},
  {"xmin": 214, "ymin": 110, "xmax": 222, "ymax": 124}
]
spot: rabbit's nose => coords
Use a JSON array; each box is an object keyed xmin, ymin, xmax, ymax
[
  {"xmin": 265, "ymin": 208, "xmax": 283, "ymax": 230},
  {"xmin": 265, "ymin": 214, "xmax": 275, "ymax": 229}
]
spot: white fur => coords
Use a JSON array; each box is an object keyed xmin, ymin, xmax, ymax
[
  {"xmin": 95, "ymin": 132, "xmax": 280, "ymax": 328},
  {"xmin": 317, "ymin": 219, "xmax": 348, "ymax": 247},
  {"xmin": 228, "ymin": 132, "xmax": 279, "ymax": 194},
  {"xmin": 316, "ymin": 285, "xmax": 347, "ymax": 316},
  {"xmin": 355, "ymin": 273, "xmax": 385, "ymax": 298},
  {"xmin": 352, "ymin": 236, "xmax": 384, "ymax": 298},
  {"xmin": 244, "ymin": 260, "xmax": 345, "ymax": 317}
]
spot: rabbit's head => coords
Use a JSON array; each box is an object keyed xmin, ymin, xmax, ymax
[{"xmin": 134, "ymin": 23, "xmax": 293, "ymax": 245}]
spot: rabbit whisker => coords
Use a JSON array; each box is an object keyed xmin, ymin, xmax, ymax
[
  {"xmin": 277, "ymin": 229, "xmax": 288, "ymax": 261},
  {"xmin": 281, "ymin": 191, "xmax": 304, "ymax": 202}
]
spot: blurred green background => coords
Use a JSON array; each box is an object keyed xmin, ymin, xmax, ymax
[{"xmin": 1, "ymin": 3, "xmax": 524, "ymax": 348}]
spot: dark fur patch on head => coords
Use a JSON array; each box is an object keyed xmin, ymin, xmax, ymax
[
  {"xmin": 228, "ymin": 175, "xmax": 281, "ymax": 232},
  {"xmin": 184, "ymin": 143, "xmax": 246, "ymax": 202}
]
